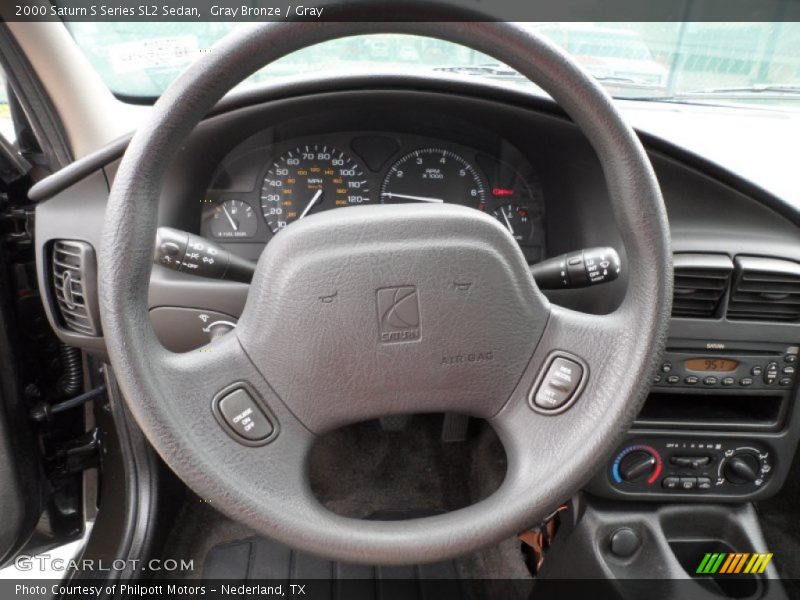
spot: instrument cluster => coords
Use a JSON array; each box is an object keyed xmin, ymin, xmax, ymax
[{"xmin": 200, "ymin": 132, "xmax": 546, "ymax": 263}]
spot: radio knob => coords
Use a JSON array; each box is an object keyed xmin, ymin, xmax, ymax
[
  {"xmin": 723, "ymin": 453, "xmax": 760, "ymax": 485},
  {"xmin": 618, "ymin": 450, "xmax": 657, "ymax": 482}
]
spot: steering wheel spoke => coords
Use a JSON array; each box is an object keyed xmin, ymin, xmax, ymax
[
  {"xmin": 151, "ymin": 333, "xmax": 318, "ymax": 515},
  {"xmin": 490, "ymin": 306, "xmax": 644, "ymax": 499}
]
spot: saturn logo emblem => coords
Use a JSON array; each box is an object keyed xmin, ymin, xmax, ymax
[{"xmin": 376, "ymin": 286, "xmax": 421, "ymax": 343}]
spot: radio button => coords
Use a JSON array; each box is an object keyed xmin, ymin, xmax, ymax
[
  {"xmin": 740, "ymin": 377, "xmax": 754, "ymax": 386},
  {"xmin": 785, "ymin": 354, "xmax": 798, "ymax": 364},
  {"xmin": 722, "ymin": 377, "xmax": 735, "ymax": 386},
  {"xmin": 661, "ymin": 362, "xmax": 673, "ymax": 373},
  {"xmin": 782, "ymin": 365, "xmax": 795, "ymax": 375},
  {"xmin": 703, "ymin": 376, "xmax": 718, "ymax": 386},
  {"xmin": 764, "ymin": 362, "xmax": 780, "ymax": 385},
  {"xmin": 779, "ymin": 377, "xmax": 792, "ymax": 387},
  {"xmin": 653, "ymin": 374, "xmax": 662, "ymax": 384},
  {"xmin": 667, "ymin": 375, "xmax": 680, "ymax": 384},
  {"xmin": 684, "ymin": 376, "xmax": 699, "ymax": 385},
  {"xmin": 751, "ymin": 366, "xmax": 764, "ymax": 376}
]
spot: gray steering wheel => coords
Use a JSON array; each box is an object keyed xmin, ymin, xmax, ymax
[{"xmin": 100, "ymin": 17, "xmax": 671, "ymax": 565}]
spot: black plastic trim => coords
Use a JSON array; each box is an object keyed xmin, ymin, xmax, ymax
[{"xmin": 0, "ymin": 23, "xmax": 73, "ymax": 168}]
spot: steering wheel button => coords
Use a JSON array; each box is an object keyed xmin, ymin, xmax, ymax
[
  {"xmin": 532, "ymin": 356, "xmax": 584, "ymax": 411},
  {"xmin": 216, "ymin": 388, "xmax": 274, "ymax": 442}
]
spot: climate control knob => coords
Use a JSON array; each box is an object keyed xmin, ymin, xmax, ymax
[
  {"xmin": 618, "ymin": 450, "xmax": 657, "ymax": 482},
  {"xmin": 723, "ymin": 453, "xmax": 760, "ymax": 485}
]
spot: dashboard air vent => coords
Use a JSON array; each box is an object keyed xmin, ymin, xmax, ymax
[
  {"xmin": 672, "ymin": 254, "xmax": 733, "ymax": 319},
  {"xmin": 728, "ymin": 256, "xmax": 800, "ymax": 322},
  {"xmin": 51, "ymin": 240, "xmax": 101, "ymax": 336}
]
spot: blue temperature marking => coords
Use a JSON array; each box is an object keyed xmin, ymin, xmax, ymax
[{"xmin": 612, "ymin": 462, "xmax": 622, "ymax": 483}]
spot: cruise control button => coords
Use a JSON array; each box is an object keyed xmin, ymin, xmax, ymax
[
  {"xmin": 216, "ymin": 388, "xmax": 274, "ymax": 442},
  {"xmin": 532, "ymin": 356, "xmax": 584, "ymax": 410},
  {"xmin": 662, "ymin": 477, "xmax": 679, "ymax": 490}
]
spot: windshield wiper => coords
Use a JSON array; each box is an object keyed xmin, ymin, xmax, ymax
[
  {"xmin": 433, "ymin": 64, "xmax": 664, "ymax": 90},
  {"xmin": 592, "ymin": 75, "xmax": 663, "ymax": 88},
  {"xmin": 433, "ymin": 63, "xmax": 524, "ymax": 80},
  {"xmin": 683, "ymin": 83, "xmax": 800, "ymax": 96}
]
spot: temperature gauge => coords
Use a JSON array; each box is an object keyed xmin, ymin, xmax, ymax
[
  {"xmin": 208, "ymin": 199, "xmax": 258, "ymax": 239},
  {"xmin": 492, "ymin": 204, "xmax": 533, "ymax": 243}
]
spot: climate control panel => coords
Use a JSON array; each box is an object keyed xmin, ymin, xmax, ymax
[{"xmin": 608, "ymin": 438, "xmax": 773, "ymax": 495}]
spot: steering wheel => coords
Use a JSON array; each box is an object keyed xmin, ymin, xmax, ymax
[{"xmin": 100, "ymin": 17, "xmax": 671, "ymax": 565}]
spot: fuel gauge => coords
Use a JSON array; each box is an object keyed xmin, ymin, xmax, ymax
[
  {"xmin": 492, "ymin": 204, "xmax": 533, "ymax": 243},
  {"xmin": 208, "ymin": 199, "xmax": 258, "ymax": 239}
]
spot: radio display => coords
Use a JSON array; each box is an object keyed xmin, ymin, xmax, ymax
[{"xmin": 685, "ymin": 358, "xmax": 740, "ymax": 373}]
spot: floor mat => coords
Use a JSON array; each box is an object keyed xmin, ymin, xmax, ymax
[{"xmin": 203, "ymin": 511, "xmax": 466, "ymax": 598}]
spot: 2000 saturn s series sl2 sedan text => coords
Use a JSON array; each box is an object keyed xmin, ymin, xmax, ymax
[{"xmin": 0, "ymin": 2, "xmax": 799, "ymax": 600}]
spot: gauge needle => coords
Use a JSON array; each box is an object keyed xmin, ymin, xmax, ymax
[
  {"xmin": 299, "ymin": 189, "xmax": 323, "ymax": 219},
  {"xmin": 221, "ymin": 205, "xmax": 239, "ymax": 231},
  {"xmin": 500, "ymin": 207, "xmax": 515, "ymax": 235},
  {"xmin": 381, "ymin": 192, "xmax": 445, "ymax": 203}
]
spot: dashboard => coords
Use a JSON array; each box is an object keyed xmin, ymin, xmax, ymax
[
  {"xmin": 199, "ymin": 131, "xmax": 545, "ymax": 264},
  {"xmin": 30, "ymin": 75, "xmax": 800, "ymax": 506}
]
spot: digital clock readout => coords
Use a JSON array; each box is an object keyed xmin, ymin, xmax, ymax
[{"xmin": 684, "ymin": 358, "xmax": 740, "ymax": 372}]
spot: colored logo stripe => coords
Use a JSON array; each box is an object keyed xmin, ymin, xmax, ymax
[{"xmin": 697, "ymin": 553, "xmax": 773, "ymax": 574}]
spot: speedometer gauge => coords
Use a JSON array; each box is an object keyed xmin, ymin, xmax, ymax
[
  {"xmin": 260, "ymin": 145, "xmax": 370, "ymax": 234},
  {"xmin": 380, "ymin": 148, "xmax": 486, "ymax": 207}
]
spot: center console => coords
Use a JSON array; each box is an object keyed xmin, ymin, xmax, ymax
[{"xmin": 588, "ymin": 339, "xmax": 800, "ymax": 501}]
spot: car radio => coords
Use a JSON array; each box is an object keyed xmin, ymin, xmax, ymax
[{"xmin": 652, "ymin": 341, "xmax": 799, "ymax": 390}]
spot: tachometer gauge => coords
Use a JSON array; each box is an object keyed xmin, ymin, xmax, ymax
[
  {"xmin": 380, "ymin": 148, "xmax": 486, "ymax": 207},
  {"xmin": 208, "ymin": 199, "xmax": 258, "ymax": 239},
  {"xmin": 492, "ymin": 204, "xmax": 534, "ymax": 243},
  {"xmin": 260, "ymin": 145, "xmax": 370, "ymax": 234}
]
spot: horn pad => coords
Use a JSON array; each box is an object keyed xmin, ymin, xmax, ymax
[{"xmin": 236, "ymin": 203, "xmax": 549, "ymax": 432}]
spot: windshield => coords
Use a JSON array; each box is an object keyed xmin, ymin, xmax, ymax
[{"xmin": 66, "ymin": 22, "xmax": 800, "ymax": 109}]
